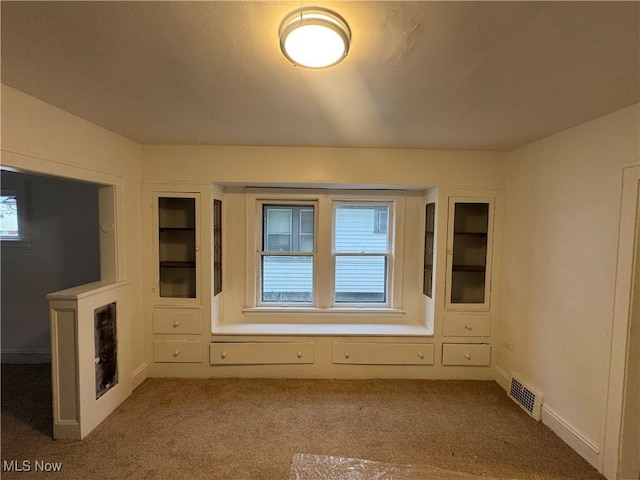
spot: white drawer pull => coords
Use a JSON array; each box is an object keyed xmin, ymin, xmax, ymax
[
  {"xmin": 220, "ymin": 352, "xmax": 227, "ymax": 359},
  {"xmin": 297, "ymin": 351, "xmax": 303, "ymax": 359},
  {"xmin": 464, "ymin": 353, "xmax": 471, "ymax": 360},
  {"xmin": 344, "ymin": 352, "xmax": 350, "ymax": 359},
  {"xmin": 173, "ymin": 321, "xmax": 181, "ymax": 328},
  {"xmin": 465, "ymin": 324, "xmax": 473, "ymax": 331},
  {"xmin": 173, "ymin": 349, "xmax": 181, "ymax": 357},
  {"xmin": 418, "ymin": 352, "xmax": 424, "ymax": 360}
]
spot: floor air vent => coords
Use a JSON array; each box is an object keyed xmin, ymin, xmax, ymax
[{"xmin": 508, "ymin": 375, "xmax": 543, "ymax": 420}]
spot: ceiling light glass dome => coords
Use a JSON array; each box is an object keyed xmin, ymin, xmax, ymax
[{"xmin": 279, "ymin": 7, "xmax": 351, "ymax": 69}]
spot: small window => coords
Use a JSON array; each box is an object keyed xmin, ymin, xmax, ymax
[
  {"xmin": 0, "ymin": 195, "xmax": 20, "ymax": 238},
  {"xmin": 0, "ymin": 180, "xmax": 29, "ymax": 246}
]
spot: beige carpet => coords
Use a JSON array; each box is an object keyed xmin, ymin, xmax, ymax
[{"xmin": 1, "ymin": 364, "xmax": 605, "ymax": 480}]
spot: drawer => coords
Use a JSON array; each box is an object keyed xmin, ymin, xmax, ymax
[
  {"xmin": 153, "ymin": 309, "xmax": 201, "ymax": 334},
  {"xmin": 332, "ymin": 342, "xmax": 434, "ymax": 365},
  {"xmin": 210, "ymin": 342, "xmax": 314, "ymax": 365},
  {"xmin": 442, "ymin": 343, "xmax": 491, "ymax": 366},
  {"xmin": 443, "ymin": 314, "xmax": 491, "ymax": 337},
  {"xmin": 153, "ymin": 340, "xmax": 203, "ymax": 363}
]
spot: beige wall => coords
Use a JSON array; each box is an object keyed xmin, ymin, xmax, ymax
[
  {"xmin": 499, "ymin": 103, "xmax": 640, "ymax": 467},
  {"xmin": 141, "ymin": 144, "xmax": 506, "ymax": 189},
  {"xmin": 0, "ymin": 85, "xmax": 146, "ymax": 383}
]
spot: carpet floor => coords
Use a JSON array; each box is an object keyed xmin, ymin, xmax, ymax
[{"xmin": 1, "ymin": 364, "xmax": 605, "ymax": 480}]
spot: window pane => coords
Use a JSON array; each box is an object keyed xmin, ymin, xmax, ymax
[
  {"xmin": 266, "ymin": 234, "xmax": 291, "ymax": 252},
  {"xmin": 267, "ymin": 208, "xmax": 292, "ymax": 234},
  {"xmin": 299, "ymin": 209, "xmax": 314, "ymax": 252},
  {"xmin": 335, "ymin": 205, "xmax": 389, "ymax": 253},
  {"xmin": 335, "ymin": 255, "xmax": 386, "ymax": 303},
  {"xmin": 300, "ymin": 209, "xmax": 314, "ymax": 234},
  {"xmin": 264, "ymin": 207, "xmax": 292, "ymax": 251},
  {"xmin": 0, "ymin": 195, "xmax": 19, "ymax": 237},
  {"xmin": 376, "ymin": 210, "xmax": 388, "ymax": 234},
  {"xmin": 300, "ymin": 235, "xmax": 313, "ymax": 253},
  {"xmin": 261, "ymin": 256, "xmax": 313, "ymax": 303},
  {"xmin": 263, "ymin": 205, "xmax": 314, "ymax": 253}
]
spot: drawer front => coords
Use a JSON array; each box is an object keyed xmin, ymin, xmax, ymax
[
  {"xmin": 153, "ymin": 309, "xmax": 201, "ymax": 334},
  {"xmin": 210, "ymin": 342, "xmax": 314, "ymax": 365},
  {"xmin": 332, "ymin": 342, "xmax": 434, "ymax": 365},
  {"xmin": 154, "ymin": 340, "xmax": 203, "ymax": 363},
  {"xmin": 443, "ymin": 314, "xmax": 491, "ymax": 337},
  {"xmin": 442, "ymin": 343, "xmax": 491, "ymax": 366}
]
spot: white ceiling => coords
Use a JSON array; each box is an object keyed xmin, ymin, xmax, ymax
[{"xmin": 2, "ymin": 1, "xmax": 638, "ymax": 151}]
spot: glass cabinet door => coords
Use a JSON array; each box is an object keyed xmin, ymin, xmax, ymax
[
  {"xmin": 157, "ymin": 196, "xmax": 197, "ymax": 299},
  {"xmin": 446, "ymin": 199, "xmax": 493, "ymax": 309},
  {"xmin": 423, "ymin": 202, "xmax": 435, "ymax": 298}
]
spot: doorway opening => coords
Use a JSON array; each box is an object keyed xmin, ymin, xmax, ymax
[{"xmin": 1, "ymin": 168, "xmax": 116, "ymax": 437}]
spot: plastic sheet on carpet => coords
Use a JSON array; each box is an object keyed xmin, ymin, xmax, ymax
[{"xmin": 289, "ymin": 453, "xmax": 498, "ymax": 480}]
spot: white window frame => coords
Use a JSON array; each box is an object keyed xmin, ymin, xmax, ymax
[
  {"xmin": 0, "ymin": 179, "xmax": 31, "ymax": 249},
  {"xmin": 332, "ymin": 200, "xmax": 394, "ymax": 308},
  {"xmin": 244, "ymin": 189, "xmax": 404, "ymax": 314},
  {"xmin": 256, "ymin": 199, "xmax": 318, "ymax": 307}
]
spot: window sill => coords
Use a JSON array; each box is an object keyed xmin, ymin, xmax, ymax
[
  {"xmin": 213, "ymin": 321, "xmax": 433, "ymax": 337},
  {"xmin": 242, "ymin": 306, "xmax": 405, "ymax": 317}
]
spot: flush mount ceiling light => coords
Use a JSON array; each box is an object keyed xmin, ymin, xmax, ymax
[{"xmin": 279, "ymin": 7, "xmax": 351, "ymax": 69}]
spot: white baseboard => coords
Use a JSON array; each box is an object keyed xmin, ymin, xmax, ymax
[
  {"xmin": 131, "ymin": 362, "xmax": 148, "ymax": 390},
  {"xmin": 541, "ymin": 405, "xmax": 601, "ymax": 470},
  {"xmin": 1, "ymin": 349, "xmax": 51, "ymax": 364},
  {"xmin": 494, "ymin": 365, "xmax": 510, "ymax": 391},
  {"xmin": 493, "ymin": 365, "xmax": 601, "ymax": 471}
]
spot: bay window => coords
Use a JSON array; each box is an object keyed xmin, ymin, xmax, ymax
[{"xmin": 249, "ymin": 190, "xmax": 402, "ymax": 312}]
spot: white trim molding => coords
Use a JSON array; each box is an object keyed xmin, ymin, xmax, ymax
[
  {"xmin": 541, "ymin": 404, "xmax": 601, "ymax": 469},
  {"xmin": 493, "ymin": 365, "xmax": 601, "ymax": 470},
  {"xmin": 131, "ymin": 362, "xmax": 148, "ymax": 390},
  {"xmin": 603, "ymin": 164, "xmax": 640, "ymax": 479}
]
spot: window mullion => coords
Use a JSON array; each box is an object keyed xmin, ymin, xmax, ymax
[{"xmin": 315, "ymin": 196, "xmax": 332, "ymax": 308}]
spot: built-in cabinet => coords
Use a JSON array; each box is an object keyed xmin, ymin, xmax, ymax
[
  {"xmin": 141, "ymin": 184, "xmax": 502, "ymax": 378},
  {"xmin": 436, "ymin": 191, "xmax": 503, "ymax": 368},
  {"xmin": 437, "ymin": 193, "xmax": 502, "ymax": 369},
  {"xmin": 144, "ymin": 186, "xmax": 213, "ymax": 371}
]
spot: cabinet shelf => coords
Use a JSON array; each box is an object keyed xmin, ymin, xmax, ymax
[
  {"xmin": 452, "ymin": 264, "xmax": 486, "ymax": 272},
  {"xmin": 157, "ymin": 195, "xmax": 197, "ymax": 300},
  {"xmin": 447, "ymin": 200, "xmax": 492, "ymax": 308},
  {"xmin": 160, "ymin": 261, "xmax": 196, "ymax": 269}
]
